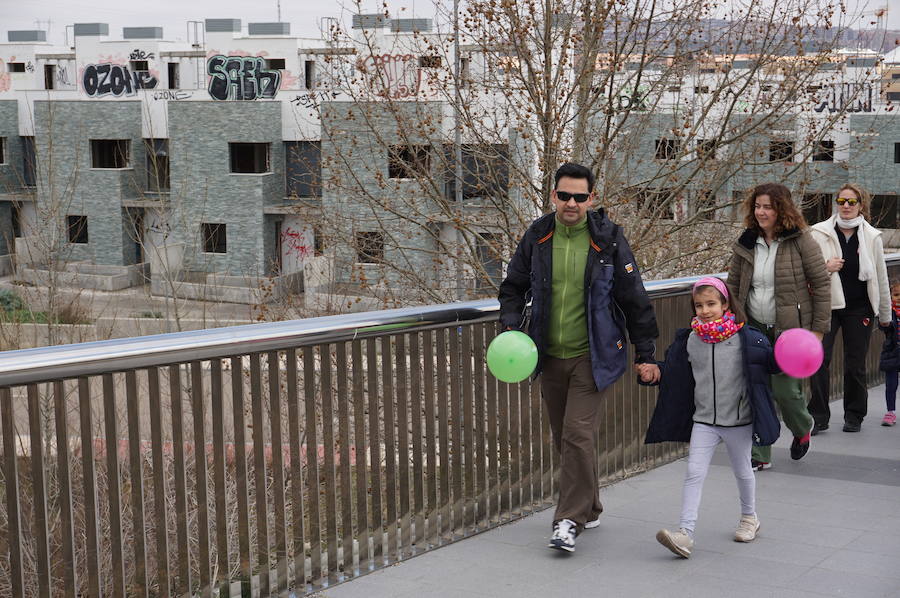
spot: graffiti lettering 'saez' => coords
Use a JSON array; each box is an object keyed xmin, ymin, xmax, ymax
[
  {"xmin": 83, "ymin": 63, "xmax": 158, "ymax": 97},
  {"xmin": 207, "ymin": 55, "xmax": 281, "ymax": 101}
]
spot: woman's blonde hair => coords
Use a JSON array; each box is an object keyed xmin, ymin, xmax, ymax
[
  {"xmin": 837, "ymin": 183, "xmax": 871, "ymax": 220},
  {"xmin": 741, "ymin": 183, "xmax": 807, "ymax": 235}
]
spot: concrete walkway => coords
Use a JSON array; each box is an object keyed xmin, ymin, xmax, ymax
[{"xmin": 320, "ymin": 388, "xmax": 900, "ymax": 598}]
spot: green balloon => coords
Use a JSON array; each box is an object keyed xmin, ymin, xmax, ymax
[{"xmin": 487, "ymin": 331, "xmax": 538, "ymax": 383}]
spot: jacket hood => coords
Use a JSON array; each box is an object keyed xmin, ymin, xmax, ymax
[{"xmin": 531, "ymin": 208, "xmax": 617, "ymax": 247}]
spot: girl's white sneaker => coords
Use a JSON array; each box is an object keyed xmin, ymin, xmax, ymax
[
  {"xmin": 656, "ymin": 528, "xmax": 693, "ymax": 558},
  {"xmin": 734, "ymin": 515, "xmax": 760, "ymax": 542}
]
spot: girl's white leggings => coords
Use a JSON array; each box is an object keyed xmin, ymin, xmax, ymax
[{"xmin": 680, "ymin": 422, "xmax": 756, "ymax": 533}]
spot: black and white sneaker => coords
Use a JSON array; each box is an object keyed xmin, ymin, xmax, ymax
[{"xmin": 549, "ymin": 518, "xmax": 576, "ymax": 552}]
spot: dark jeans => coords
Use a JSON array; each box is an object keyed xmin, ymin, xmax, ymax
[
  {"xmin": 886, "ymin": 370, "xmax": 898, "ymax": 412},
  {"xmin": 809, "ymin": 306, "xmax": 874, "ymax": 426},
  {"xmin": 541, "ymin": 354, "xmax": 607, "ymax": 534}
]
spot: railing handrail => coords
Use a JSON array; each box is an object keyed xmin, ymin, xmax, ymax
[{"xmin": 1, "ymin": 253, "xmax": 896, "ymax": 385}]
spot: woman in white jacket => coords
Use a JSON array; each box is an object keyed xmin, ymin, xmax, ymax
[{"xmin": 809, "ymin": 183, "xmax": 891, "ymax": 433}]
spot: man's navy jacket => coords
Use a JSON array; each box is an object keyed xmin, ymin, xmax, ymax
[
  {"xmin": 498, "ymin": 209, "xmax": 658, "ymax": 393},
  {"xmin": 644, "ymin": 326, "xmax": 782, "ymax": 447}
]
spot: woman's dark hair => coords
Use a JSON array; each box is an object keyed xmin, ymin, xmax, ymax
[
  {"xmin": 741, "ymin": 182, "xmax": 807, "ymax": 235},
  {"xmin": 690, "ymin": 280, "xmax": 747, "ymax": 326},
  {"xmin": 554, "ymin": 162, "xmax": 595, "ymax": 192}
]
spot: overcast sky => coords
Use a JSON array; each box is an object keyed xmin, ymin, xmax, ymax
[{"xmin": 0, "ymin": 0, "xmax": 897, "ymax": 46}]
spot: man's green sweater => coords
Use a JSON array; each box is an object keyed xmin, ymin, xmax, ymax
[{"xmin": 546, "ymin": 216, "xmax": 590, "ymax": 359}]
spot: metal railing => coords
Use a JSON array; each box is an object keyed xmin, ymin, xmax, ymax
[{"xmin": 0, "ymin": 263, "xmax": 894, "ymax": 597}]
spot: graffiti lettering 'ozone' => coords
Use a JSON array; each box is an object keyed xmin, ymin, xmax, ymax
[
  {"xmin": 83, "ymin": 63, "xmax": 158, "ymax": 97},
  {"xmin": 207, "ymin": 55, "xmax": 281, "ymax": 101}
]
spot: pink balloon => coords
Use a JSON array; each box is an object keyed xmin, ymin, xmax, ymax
[{"xmin": 774, "ymin": 328, "xmax": 824, "ymax": 378}]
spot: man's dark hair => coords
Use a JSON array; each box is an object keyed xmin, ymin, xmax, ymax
[{"xmin": 554, "ymin": 162, "xmax": 595, "ymax": 193}]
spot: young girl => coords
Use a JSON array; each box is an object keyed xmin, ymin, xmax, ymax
[
  {"xmin": 878, "ymin": 280, "xmax": 900, "ymax": 427},
  {"xmin": 639, "ymin": 277, "xmax": 780, "ymax": 558}
]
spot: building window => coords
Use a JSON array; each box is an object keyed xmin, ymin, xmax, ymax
[
  {"xmin": 475, "ymin": 232, "xmax": 503, "ymax": 290},
  {"xmin": 67, "ymin": 215, "xmax": 88, "ymax": 244},
  {"xmin": 91, "ymin": 139, "xmax": 130, "ymax": 168},
  {"xmin": 285, "ymin": 141, "xmax": 321, "ymax": 197},
  {"xmin": 693, "ymin": 85, "xmax": 710, "ymax": 94},
  {"xmin": 871, "ymin": 195, "xmax": 898, "ymax": 228},
  {"xmin": 22, "ymin": 137, "xmax": 35, "ymax": 187},
  {"xmin": 167, "ymin": 63, "xmax": 179, "ymax": 89},
  {"xmin": 802, "ymin": 193, "xmax": 831, "ymax": 225},
  {"xmin": 696, "ymin": 190, "xmax": 716, "ymax": 220},
  {"xmin": 769, "ymin": 140, "xmax": 793, "ymax": 162},
  {"xmin": 895, "ymin": 143, "xmax": 900, "ymax": 164},
  {"xmin": 7, "ymin": 63, "xmax": 25, "ymax": 73},
  {"xmin": 655, "ymin": 139, "xmax": 681, "ymax": 160},
  {"xmin": 419, "ymin": 55, "xmax": 442, "ymax": 68},
  {"xmin": 0, "ymin": 137, "xmax": 5, "ymax": 164},
  {"xmin": 130, "ymin": 60, "xmax": 149, "ymax": 72},
  {"xmin": 445, "ymin": 144, "xmax": 510, "ymax": 199},
  {"xmin": 230, "ymin": 143, "xmax": 270, "ymax": 174},
  {"xmin": 202, "ymin": 223, "xmax": 227, "ymax": 253},
  {"xmin": 44, "ymin": 65, "xmax": 55, "ymax": 90},
  {"xmin": 389, "ymin": 145, "xmax": 430, "ymax": 178},
  {"xmin": 304, "ymin": 60, "xmax": 316, "ymax": 89},
  {"xmin": 355, "ymin": 231, "xmax": 384, "ymax": 263},
  {"xmin": 145, "ymin": 139, "xmax": 170, "ymax": 191},
  {"xmin": 639, "ymin": 188, "xmax": 675, "ymax": 219},
  {"xmin": 265, "ymin": 58, "xmax": 286, "ymax": 70},
  {"xmin": 313, "ymin": 228, "xmax": 325, "ymax": 256},
  {"xmin": 812, "ymin": 140, "xmax": 834, "ymax": 162},
  {"xmin": 697, "ymin": 139, "xmax": 717, "ymax": 161},
  {"xmin": 11, "ymin": 202, "xmax": 21, "ymax": 238},
  {"xmin": 666, "ymin": 85, "xmax": 681, "ymax": 92}
]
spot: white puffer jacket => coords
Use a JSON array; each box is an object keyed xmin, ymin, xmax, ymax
[{"xmin": 809, "ymin": 215, "xmax": 891, "ymax": 324}]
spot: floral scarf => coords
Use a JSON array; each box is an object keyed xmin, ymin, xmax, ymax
[{"xmin": 690, "ymin": 311, "xmax": 743, "ymax": 344}]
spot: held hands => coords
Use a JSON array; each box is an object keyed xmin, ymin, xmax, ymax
[
  {"xmin": 634, "ymin": 363, "xmax": 660, "ymax": 384},
  {"xmin": 825, "ymin": 258, "xmax": 844, "ymax": 273},
  {"xmin": 812, "ymin": 331, "xmax": 824, "ymax": 342}
]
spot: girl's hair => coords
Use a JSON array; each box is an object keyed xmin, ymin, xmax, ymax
[
  {"xmin": 690, "ymin": 279, "xmax": 747, "ymax": 325},
  {"xmin": 741, "ymin": 182, "xmax": 807, "ymax": 235},
  {"xmin": 837, "ymin": 183, "xmax": 871, "ymax": 220},
  {"xmin": 890, "ymin": 278, "xmax": 900, "ymax": 292}
]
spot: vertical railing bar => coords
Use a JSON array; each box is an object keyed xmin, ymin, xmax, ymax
[
  {"xmin": 435, "ymin": 328, "xmax": 451, "ymax": 542},
  {"xmin": 249, "ymin": 353, "xmax": 270, "ymax": 596},
  {"xmin": 364, "ymin": 338, "xmax": 383, "ymax": 565},
  {"xmin": 230, "ymin": 356, "xmax": 253, "ymax": 597},
  {"xmin": 509, "ymin": 378, "xmax": 522, "ymax": 515},
  {"xmin": 497, "ymin": 373, "xmax": 510, "ymax": 519},
  {"xmin": 380, "ymin": 335, "xmax": 399, "ymax": 561},
  {"xmin": 409, "ymin": 332, "xmax": 425, "ymax": 551},
  {"xmin": 267, "ymin": 351, "xmax": 288, "ymax": 592},
  {"xmin": 77, "ymin": 377, "xmax": 103, "ymax": 598},
  {"xmin": 189, "ymin": 361, "xmax": 211, "ymax": 595},
  {"xmin": 147, "ymin": 367, "xmax": 171, "ymax": 598},
  {"xmin": 460, "ymin": 325, "xmax": 475, "ymax": 534},
  {"xmin": 209, "ymin": 359, "xmax": 230, "ymax": 595},
  {"xmin": 125, "ymin": 370, "xmax": 149, "ymax": 597},
  {"xmin": 302, "ymin": 347, "xmax": 323, "ymax": 582},
  {"xmin": 350, "ymin": 341, "xmax": 370, "ymax": 573},
  {"xmin": 421, "ymin": 329, "xmax": 438, "ymax": 548},
  {"xmin": 485, "ymin": 323, "xmax": 500, "ymax": 524},
  {"xmin": 335, "ymin": 343, "xmax": 355, "ymax": 577},
  {"xmin": 394, "ymin": 334, "xmax": 411, "ymax": 556},
  {"xmin": 471, "ymin": 324, "xmax": 487, "ymax": 531},
  {"xmin": 318, "ymin": 345, "xmax": 339, "ymax": 582},
  {"xmin": 448, "ymin": 327, "xmax": 463, "ymax": 537},
  {"xmin": 530, "ymin": 381, "xmax": 542, "ymax": 510},
  {"xmin": 168, "ymin": 365, "xmax": 192, "ymax": 595},
  {"xmin": 1, "ymin": 387, "xmax": 25, "ymax": 598},
  {"xmin": 285, "ymin": 348, "xmax": 307, "ymax": 591},
  {"xmin": 26, "ymin": 384, "xmax": 52, "ymax": 598},
  {"xmin": 53, "ymin": 380, "xmax": 77, "ymax": 598},
  {"xmin": 518, "ymin": 376, "xmax": 532, "ymax": 514},
  {"xmin": 101, "ymin": 375, "xmax": 126, "ymax": 598}
]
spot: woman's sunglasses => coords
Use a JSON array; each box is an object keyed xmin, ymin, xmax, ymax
[
  {"xmin": 556, "ymin": 191, "xmax": 592, "ymax": 203},
  {"xmin": 835, "ymin": 198, "xmax": 859, "ymax": 206}
]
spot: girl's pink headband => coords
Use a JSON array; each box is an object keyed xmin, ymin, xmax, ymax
[{"xmin": 693, "ymin": 277, "xmax": 729, "ymax": 300}]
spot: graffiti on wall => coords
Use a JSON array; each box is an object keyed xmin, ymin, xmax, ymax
[
  {"xmin": 813, "ymin": 83, "xmax": 874, "ymax": 113},
  {"xmin": 207, "ymin": 55, "xmax": 281, "ymax": 101},
  {"xmin": 0, "ymin": 59, "xmax": 10, "ymax": 92},
  {"xmin": 356, "ymin": 53, "xmax": 422, "ymax": 99},
  {"xmin": 25, "ymin": 61, "xmax": 34, "ymax": 73},
  {"xmin": 290, "ymin": 90, "xmax": 340, "ymax": 107},
  {"xmin": 152, "ymin": 89, "xmax": 192, "ymax": 101},
  {"xmin": 82, "ymin": 63, "xmax": 158, "ymax": 97},
  {"xmin": 281, "ymin": 227, "xmax": 312, "ymax": 258},
  {"xmin": 129, "ymin": 49, "xmax": 155, "ymax": 61},
  {"xmin": 56, "ymin": 64, "xmax": 71, "ymax": 86}
]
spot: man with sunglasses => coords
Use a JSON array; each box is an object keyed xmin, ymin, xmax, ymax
[{"xmin": 499, "ymin": 162, "xmax": 659, "ymax": 553}]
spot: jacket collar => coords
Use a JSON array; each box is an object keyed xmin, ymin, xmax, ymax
[
  {"xmin": 812, "ymin": 214, "xmax": 882, "ymax": 239},
  {"xmin": 533, "ymin": 208, "xmax": 616, "ymax": 247},
  {"xmin": 736, "ymin": 226, "xmax": 802, "ymax": 251}
]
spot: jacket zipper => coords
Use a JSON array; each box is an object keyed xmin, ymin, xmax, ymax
[
  {"xmin": 712, "ymin": 343, "xmax": 717, "ymax": 425},
  {"xmin": 558, "ymin": 233, "xmax": 570, "ymax": 351}
]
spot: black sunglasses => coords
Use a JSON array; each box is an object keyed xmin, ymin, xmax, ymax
[{"xmin": 556, "ymin": 191, "xmax": 591, "ymax": 203}]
